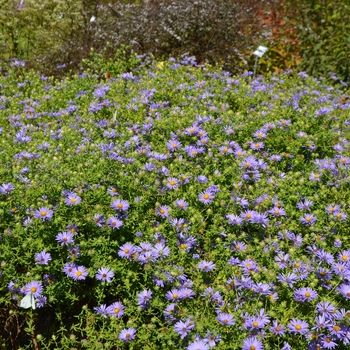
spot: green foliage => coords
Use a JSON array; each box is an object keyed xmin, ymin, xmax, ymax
[
  {"xmin": 0, "ymin": 0, "xmax": 85, "ymax": 68},
  {"xmin": 1, "ymin": 56, "xmax": 350, "ymax": 349},
  {"xmin": 80, "ymin": 44, "xmax": 141, "ymax": 78},
  {"xmin": 283, "ymin": 0, "xmax": 350, "ymax": 83}
]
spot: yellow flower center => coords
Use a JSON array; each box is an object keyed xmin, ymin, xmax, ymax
[
  {"xmin": 114, "ymin": 308, "xmax": 120, "ymax": 313},
  {"xmin": 124, "ymin": 249, "xmax": 129, "ymax": 254},
  {"xmin": 31, "ymin": 287, "xmax": 37, "ymax": 293},
  {"xmin": 118, "ymin": 203, "xmax": 123, "ymax": 208},
  {"xmin": 76, "ymin": 270, "xmax": 82, "ymax": 277},
  {"xmin": 204, "ymin": 194, "xmax": 209, "ymax": 199},
  {"xmin": 295, "ymin": 324, "xmax": 301, "ymax": 330},
  {"xmin": 40, "ymin": 211, "xmax": 47, "ymax": 216}
]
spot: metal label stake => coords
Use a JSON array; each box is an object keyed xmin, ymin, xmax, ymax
[{"xmin": 253, "ymin": 46, "xmax": 268, "ymax": 78}]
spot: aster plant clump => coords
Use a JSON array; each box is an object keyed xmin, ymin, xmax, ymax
[{"xmin": 0, "ymin": 56, "xmax": 350, "ymax": 350}]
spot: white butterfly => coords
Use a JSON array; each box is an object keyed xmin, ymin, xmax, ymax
[{"xmin": 19, "ymin": 294, "xmax": 36, "ymax": 310}]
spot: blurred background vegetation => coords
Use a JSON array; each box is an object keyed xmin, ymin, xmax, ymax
[{"xmin": 0, "ymin": 0, "xmax": 349, "ymax": 84}]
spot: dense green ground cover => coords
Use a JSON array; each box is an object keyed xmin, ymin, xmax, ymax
[{"xmin": 1, "ymin": 56, "xmax": 350, "ymax": 349}]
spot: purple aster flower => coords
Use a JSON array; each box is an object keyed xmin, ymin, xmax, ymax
[
  {"xmin": 198, "ymin": 260, "xmax": 216, "ymax": 272},
  {"xmin": 157, "ymin": 205, "xmax": 170, "ymax": 218},
  {"xmin": 217, "ymin": 312, "xmax": 235, "ymax": 326},
  {"xmin": 300, "ymin": 213, "xmax": 317, "ymax": 226},
  {"xmin": 71, "ymin": 266, "xmax": 88, "ymax": 280},
  {"xmin": 34, "ymin": 207, "xmax": 53, "ymax": 221},
  {"xmin": 180, "ymin": 288, "xmax": 195, "ymax": 299},
  {"xmin": 254, "ymin": 129, "xmax": 267, "ymax": 139},
  {"xmin": 68, "ymin": 246, "xmax": 80, "ymax": 259},
  {"xmin": 226, "ymin": 214, "xmax": 243, "ymax": 225},
  {"xmin": 36, "ymin": 295, "xmax": 47, "ymax": 308},
  {"xmin": 166, "ymin": 177, "xmax": 180, "ymax": 190},
  {"xmin": 187, "ymin": 340, "xmax": 210, "ymax": 350},
  {"xmin": 232, "ymin": 241, "xmax": 247, "ymax": 252},
  {"xmin": 0, "ymin": 183, "xmax": 15, "ymax": 196},
  {"xmin": 174, "ymin": 319, "xmax": 195, "ymax": 339},
  {"xmin": 55, "ymin": 231, "xmax": 74, "ymax": 246},
  {"xmin": 24, "ymin": 280, "xmax": 43, "ymax": 298},
  {"xmin": 269, "ymin": 154, "xmax": 282, "ymax": 162},
  {"xmin": 198, "ymin": 190, "xmax": 215, "ymax": 204},
  {"xmin": 281, "ymin": 342, "xmax": 291, "ymax": 350},
  {"xmin": 196, "ymin": 175, "xmax": 208, "ymax": 183},
  {"xmin": 242, "ymin": 337, "xmax": 263, "ymax": 350},
  {"xmin": 296, "ymin": 199, "xmax": 313, "ymax": 211},
  {"xmin": 180, "ymin": 174, "xmax": 191, "ymax": 184},
  {"xmin": 119, "ymin": 328, "xmax": 136, "ymax": 341},
  {"xmin": 167, "ymin": 139, "xmax": 182, "ymax": 152},
  {"xmin": 294, "ymin": 287, "xmax": 318, "ymax": 302},
  {"xmin": 288, "ymin": 319, "xmax": 309, "ymax": 335},
  {"xmin": 152, "ymin": 243, "xmax": 170, "ymax": 258},
  {"xmin": 313, "ymin": 315, "xmax": 332, "ymax": 332},
  {"xmin": 35, "ymin": 250, "xmax": 52, "ymax": 265},
  {"xmin": 95, "ymin": 267, "xmax": 114, "ymax": 283},
  {"xmin": 63, "ymin": 262, "xmax": 77, "ymax": 277},
  {"xmin": 309, "ymin": 172, "xmax": 322, "ymax": 181},
  {"xmin": 250, "ymin": 141, "xmax": 264, "ymax": 150},
  {"xmin": 111, "ymin": 199, "xmax": 130, "ymax": 211},
  {"xmin": 277, "ymin": 272, "xmax": 298, "ymax": 287},
  {"xmin": 108, "ymin": 186, "xmax": 119, "ymax": 196},
  {"xmin": 43, "ymin": 273, "xmax": 55, "ymax": 286},
  {"xmin": 165, "ymin": 289, "xmax": 183, "ymax": 301},
  {"xmin": 93, "ymin": 213, "xmax": 105, "ymax": 227},
  {"xmin": 203, "ymin": 330, "xmax": 221, "ymax": 347},
  {"xmin": 66, "ymin": 223, "xmax": 78, "ymax": 234},
  {"xmin": 137, "ymin": 289, "xmax": 152, "ymax": 307},
  {"xmin": 316, "ymin": 301, "xmax": 337, "ymax": 317},
  {"xmin": 240, "ymin": 210, "xmax": 258, "ymax": 223},
  {"xmin": 270, "ymin": 320, "xmax": 285, "ymax": 335},
  {"xmin": 106, "ymin": 301, "xmax": 125, "ymax": 318},
  {"xmin": 338, "ymin": 284, "xmax": 350, "ymax": 300},
  {"xmin": 219, "ymin": 145, "xmax": 233, "ymax": 154},
  {"xmin": 107, "ymin": 216, "xmax": 123, "ymax": 229},
  {"xmin": 338, "ymin": 249, "xmax": 350, "ymax": 263},
  {"xmin": 94, "ymin": 304, "xmax": 108, "ymax": 318},
  {"xmin": 268, "ymin": 206, "xmax": 286, "ymax": 217},
  {"xmin": 118, "ymin": 243, "xmax": 136, "ymax": 260},
  {"xmin": 240, "ymin": 156, "xmax": 258, "ymax": 169},
  {"xmin": 175, "ymin": 199, "xmax": 189, "ymax": 210},
  {"xmin": 64, "ymin": 193, "xmax": 81, "ymax": 206},
  {"xmin": 320, "ymin": 336, "xmax": 338, "ymax": 349},
  {"xmin": 333, "ymin": 211, "xmax": 347, "ymax": 220}
]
